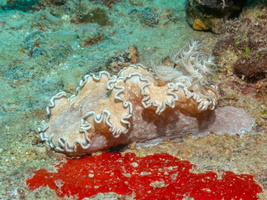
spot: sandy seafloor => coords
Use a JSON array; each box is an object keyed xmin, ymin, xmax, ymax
[{"xmin": 0, "ymin": 0, "xmax": 266, "ymax": 199}]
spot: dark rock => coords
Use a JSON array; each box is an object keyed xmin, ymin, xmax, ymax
[{"xmin": 186, "ymin": 0, "xmax": 248, "ymax": 32}]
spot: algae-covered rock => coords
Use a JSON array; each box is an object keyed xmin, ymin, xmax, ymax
[
  {"xmin": 0, "ymin": 0, "xmax": 38, "ymax": 11},
  {"xmin": 213, "ymin": 18, "xmax": 267, "ymax": 81}
]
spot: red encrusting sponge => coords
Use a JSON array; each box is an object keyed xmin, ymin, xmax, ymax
[{"xmin": 26, "ymin": 152, "xmax": 262, "ymax": 200}]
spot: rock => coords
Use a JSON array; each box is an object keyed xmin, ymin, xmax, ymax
[{"xmin": 186, "ymin": 0, "xmax": 248, "ymax": 32}]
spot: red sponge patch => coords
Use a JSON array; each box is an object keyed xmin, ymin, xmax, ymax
[{"xmin": 26, "ymin": 152, "xmax": 262, "ymax": 200}]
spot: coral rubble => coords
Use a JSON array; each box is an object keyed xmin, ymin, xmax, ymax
[{"xmin": 39, "ymin": 41, "xmax": 255, "ymax": 156}]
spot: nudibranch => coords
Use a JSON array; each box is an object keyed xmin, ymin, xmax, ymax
[{"xmin": 39, "ymin": 40, "xmax": 254, "ymax": 156}]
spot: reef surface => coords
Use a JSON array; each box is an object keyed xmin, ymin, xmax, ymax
[{"xmin": 0, "ymin": 0, "xmax": 266, "ymax": 199}]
